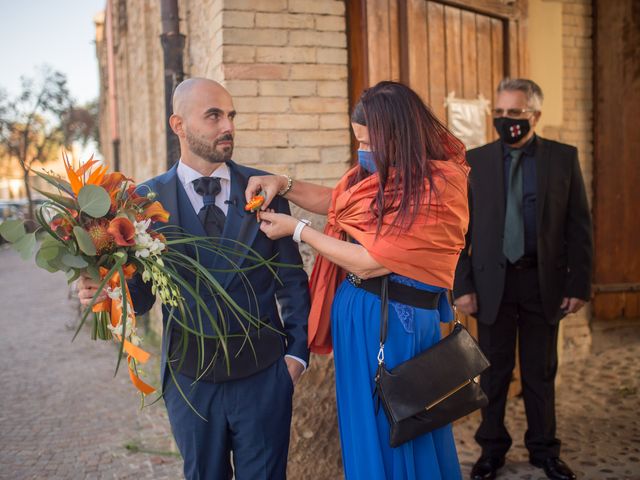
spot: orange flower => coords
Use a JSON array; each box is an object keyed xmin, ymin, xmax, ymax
[
  {"xmin": 107, "ymin": 217, "xmax": 136, "ymax": 247},
  {"xmin": 245, "ymin": 195, "xmax": 265, "ymax": 212},
  {"xmin": 86, "ymin": 219, "xmax": 115, "ymax": 254},
  {"xmin": 63, "ymin": 152, "xmax": 109, "ymax": 196},
  {"xmin": 143, "ymin": 201, "xmax": 170, "ymax": 223}
]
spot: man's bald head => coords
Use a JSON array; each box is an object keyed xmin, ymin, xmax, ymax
[
  {"xmin": 172, "ymin": 78, "xmax": 229, "ymax": 117},
  {"xmin": 168, "ymin": 77, "xmax": 236, "ymax": 167}
]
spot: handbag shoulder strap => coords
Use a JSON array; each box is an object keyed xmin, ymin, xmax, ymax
[{"xmin": 377, "ymin": 275, "xmax": 389, "ymax": 366}]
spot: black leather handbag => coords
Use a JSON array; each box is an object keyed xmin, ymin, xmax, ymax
[{"xmin": 373, "ymin": 276, "xmax": 490, "ymax": 448}]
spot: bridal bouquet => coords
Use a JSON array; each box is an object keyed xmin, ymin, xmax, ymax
[{"xmin": 0, "ymin": 154, "xmax": 279, "ymax": 404}]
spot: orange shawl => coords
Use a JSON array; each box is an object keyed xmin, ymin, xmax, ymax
[{"xmin": 308, "ymin": 157, "xmax": 470, "ymax": 354}]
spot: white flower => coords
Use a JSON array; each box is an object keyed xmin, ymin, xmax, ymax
[
  {"xmin": 106, "ymin": 287, "xmax": 122, "ymax": 300},
  {"xmin": 135, "ymin": 248, "xmax": 150, "ymax": 258},
  {"xmin": 142, "ymin": 269, "xmax": 151, "ymax": 282},
  {"xmin": 134, "ymin": 219, "xmax": 151, "ymax": 235}
]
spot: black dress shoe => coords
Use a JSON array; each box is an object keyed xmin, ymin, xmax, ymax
[
  {"xmin": 530, "ymin": 457, "xmax": 576, "ymax": 480},
  {"xmin": 470, "ymin": 456, "xmax": 505, "ymax": 480}
]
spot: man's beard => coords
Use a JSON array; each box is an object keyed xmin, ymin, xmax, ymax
[{"xmin": 185, "ymin": 130, "xmax": 234, "ymax": 163}]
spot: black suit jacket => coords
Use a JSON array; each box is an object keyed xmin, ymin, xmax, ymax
[{"xmin": 453, "ymin": 137, "xmax": 593, "ymax": 325}]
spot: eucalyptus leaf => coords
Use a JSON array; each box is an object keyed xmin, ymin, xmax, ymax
[
  {"xmin": 73, "ymin": 226, "xmax": 97, "ymax": 256},
  {"xmin": 36, "ymin": 249, "xmax": 58, "ymax": 273},
  {"xmin": 66, "ymin": 269, "xmax": 81, "ymax": 283},
  {"xmin": 62, "ymin": 253, "xmax": 89, "ymax": 269},
  {"xmin": 86, "ymin": 264, "xmax": 101, "ymax": 282},
  {"xmin": 78, "ymin": 185, "xmax": 111, "ymax": 218},
  {"xmin": 0, "ymin": 219, "xmax": 26, "ymax": 243},
  {"xmin": 39, "ymin": 243, "xmax": 61, "ymax": 261},
  {"xmin": 14, "ymin": 233, "xmax": 36, "ymax": 260}
]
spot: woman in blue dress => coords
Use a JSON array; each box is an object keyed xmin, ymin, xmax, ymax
[{"xmin": 248, "ymin": 81, "xmax": 470, "ymax": 479}]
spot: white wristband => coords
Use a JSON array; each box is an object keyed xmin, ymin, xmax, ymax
[{"xmin": 293, "ymin": 219, "xmax": 311, "ymax": 243}]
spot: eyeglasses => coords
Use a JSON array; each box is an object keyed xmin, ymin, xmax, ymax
[{"xmin": 492, "ymin": 108, "xmax": 537, "ymax": 118}]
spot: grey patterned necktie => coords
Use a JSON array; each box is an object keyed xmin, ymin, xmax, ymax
[
  {"xmin": 503, "ymin": 149, "xmax": 525, "ymax": 263},
  {"xmin": 192, "ymin": 177, "xmax": 226, "ymax": 237}
]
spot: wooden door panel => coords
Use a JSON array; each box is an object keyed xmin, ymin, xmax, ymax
[
  {"xmin": 427, "ymin": 1, "xmax": 448, "ymax": 121},
  {"xmin": 593, "ymin": 0, "xmax": 640, "ymax": 321},
  {"xmin": 461, "ymin": 9, "xmax": 478, "ymax": 98},
  {"xmin": 407, "ymin": 0, "xmax": 430, "ymax": 103},
  {"xmin": 445, "ymin": 6, "xmax": 464, "ymax": 100}
]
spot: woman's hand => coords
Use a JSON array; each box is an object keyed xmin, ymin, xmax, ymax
[
  {"xmin": 245, "ymin": 175, "xmax": 287, "ymax": 211},
  {"xmin": 258, "ymin": 210, "xmax": 299, "ymax": 240}
]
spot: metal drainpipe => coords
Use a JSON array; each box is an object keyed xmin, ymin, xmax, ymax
[
  {"xmin": 105, "ymin": 0, "xmax": 120, "ymax": 171},
  {"xmin": 160, "ymin": 0, "xmax": 185, "ymax": 169}
]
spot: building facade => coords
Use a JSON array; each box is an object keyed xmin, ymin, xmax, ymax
[{"xmin": 95, "ymin": 1, "xmax": 639, "ymax": 477}]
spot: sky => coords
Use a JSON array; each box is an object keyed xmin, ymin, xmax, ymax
[{"xmin": 0, "ymin": 0, "xmax": 106, "ymax": 105}]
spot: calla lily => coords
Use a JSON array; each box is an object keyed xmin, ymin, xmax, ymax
[
  {"xmin": 143, "ymin": 201, "xmax": 170, "ymax": 223},
  {"xmin": 107, "ymin": 217, "xmax": 136, "ymax": 246}
]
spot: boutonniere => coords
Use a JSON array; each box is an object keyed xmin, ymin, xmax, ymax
[{"xmin": 245, "ymin": 191, "xmax": 266, "ymax": 213}]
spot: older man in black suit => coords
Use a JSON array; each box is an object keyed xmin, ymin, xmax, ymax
[{"xmin": 454, "ymin": 78, "xmax": 592, "ymax": 480}]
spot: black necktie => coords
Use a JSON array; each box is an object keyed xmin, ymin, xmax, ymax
[
  {"xmin": 192, "ymin": 177, "xmax": 226, "ymax": 237},
  {"xmin": 503, "ymin": 149, "xmax": 525, "ymax": 263}
]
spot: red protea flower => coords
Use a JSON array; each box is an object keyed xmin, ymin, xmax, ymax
[
  {"xmin": 107, "ymin": 217, "xmax": 136, "ymax": 247},
  {"xmin": 86, "ymin": 219, "xmax": 115, "ymax": 254}
]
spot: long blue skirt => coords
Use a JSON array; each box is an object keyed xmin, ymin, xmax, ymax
[{"xmin": 331, "ymin": 279, "xmax": 462, "ymax": 480}]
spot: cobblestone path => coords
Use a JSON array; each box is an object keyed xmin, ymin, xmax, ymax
[{"xmin": 1, "ymin": 247, "xmax": 638, "ymax": 479}]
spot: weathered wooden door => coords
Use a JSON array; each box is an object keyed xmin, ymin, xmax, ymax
[
  {"xmin": 347, "ymin": 0, "xmax": 528, "ymax": 394},
  {"xmin": 347, "ymin": 0, "xmax": 529, "ymax": 308},
  {"xmin": 592, "ymin": 0, "xmax": 640, "ymax": 323},
  {"xmin": 348, "ymin": 0, "xmax": 527, "ymax": 126}
]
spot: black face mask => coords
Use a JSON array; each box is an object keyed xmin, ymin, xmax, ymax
[{"xmin": 493, "ymin": 117, "xmax": 531, "ymax": 145}]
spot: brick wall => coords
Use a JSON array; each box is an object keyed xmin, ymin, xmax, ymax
[{"xmin": 182, "ymin": 0, "xmax": 351, "ymax": 187}]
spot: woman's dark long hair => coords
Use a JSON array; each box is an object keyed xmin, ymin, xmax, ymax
[{"xmin": 350, "ymin": 81, "xmax": 464, "ymax": 234}]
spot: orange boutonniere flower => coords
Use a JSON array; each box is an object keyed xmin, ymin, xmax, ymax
[{"xmin": 245, "ymin": 192, "xmax": 266, "ymax": 213}]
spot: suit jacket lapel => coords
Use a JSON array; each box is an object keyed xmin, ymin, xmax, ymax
[
  {"xmin": 214, "ymin": 161, "xmax": 262, "ymax": 289},
  {"xmin": 535, "ymin": 137, "xmax": 550, "ymax": 232},
  {"xmin": 152, "ymin": 164, "xmax": 187, "ymax": 257},
  {"xmin": 487, "ymin": 140, "xmax": 506, "ymax": 233}
]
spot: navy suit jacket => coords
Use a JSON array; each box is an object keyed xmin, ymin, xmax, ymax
[{"xmin": 127, "ymin": 161, "xmax": 310, "ymax": 388}]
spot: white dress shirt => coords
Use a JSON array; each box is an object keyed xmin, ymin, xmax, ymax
[
  {"xmin": 175, "ymin": 160, "xmax": 306, "ymax": 371},
  {"xmin": 176, "ymin": 160, "xmax": 231, "ymax": 215}
]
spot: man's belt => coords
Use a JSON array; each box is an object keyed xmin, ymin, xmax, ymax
[
  {"xmin": 509, "ymin": 255, "xmax": 538, "ymax": 270},
  {"xmin": 168, "ymin": 319, "xmax": 285, "ymax": 383},
  {"xmin": 346, "ymin": 273, "xmax": 441, "ymax": 310}
]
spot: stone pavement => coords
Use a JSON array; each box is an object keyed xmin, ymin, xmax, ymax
[
  {"xmin": 0, "ymin": 247, "xmax": 182, "ymax": 479},
  {"xmin": 1, "ymin": 245, "xmax": 639, "ymax": 479}
]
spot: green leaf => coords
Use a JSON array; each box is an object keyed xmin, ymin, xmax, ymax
[
  {"xmin": 78, "ymin": 185, "xmax": 111, "ymax": 218},
  {"xmin": 61, "ymin": 253, "xmax": 89, "ymax": 269},
  {"xmin": 66, "ymin": 269, "xmax": 81, "ymax": 283},
  {"xmin": 86, "ymin": 264, "xmax": 101, "ymax": 281},
  {"xmin": 14, "ymin": 233, "xmax": 36, "ymax": 260},
  {"xmin": 73, "ymin": 226, "xmax": 97, "ymax": 256},
  {"xmin": 36, "ymin": 248, "xmax": 59, "ymax": 272},
  {"xmin": 0, "ymin": 219, "xmax": 27, "ymax": 243},
  {"xmin": 32, "ymin": 169, "xmax": 74, "ymax": 195},
  {"xmin": 33, "ymin": 187, "xmax": 78, "ymax": 210},
  {"xmin": 39, "ymin": 242, "xmax": 61, "ymax": 261}
]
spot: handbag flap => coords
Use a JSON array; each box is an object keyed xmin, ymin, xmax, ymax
[{"xmin": 378, "ymin": 323, "xmax": 490, "ymax": 423}]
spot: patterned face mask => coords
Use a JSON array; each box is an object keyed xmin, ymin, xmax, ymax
[{"xmin": 493, "ymin": 117, "xmax": 531, "ymax": 144}]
